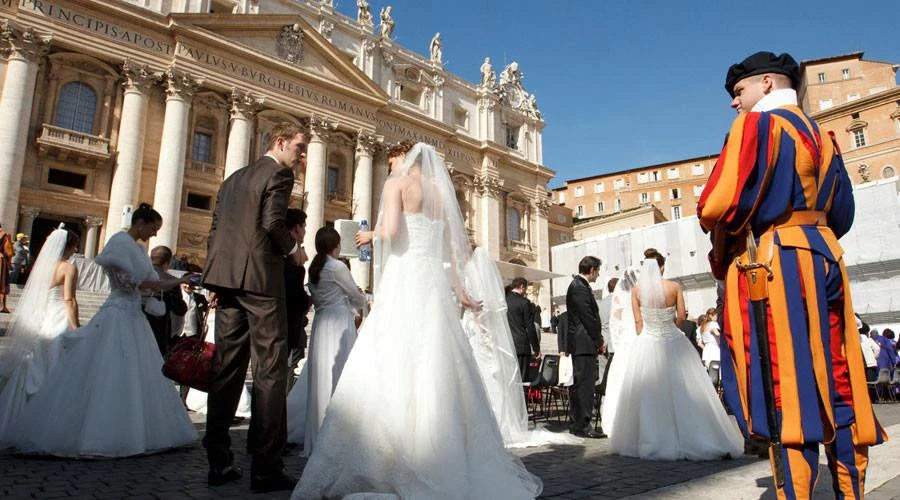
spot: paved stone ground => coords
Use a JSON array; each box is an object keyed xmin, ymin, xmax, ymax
[{"xmin": 3, "ymin": 404, "xmax": 898, "ymax": 499}]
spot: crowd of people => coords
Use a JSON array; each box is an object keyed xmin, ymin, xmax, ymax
[{"xmin": 0, "ymin": 49, "xmax": 893, "ymax": 499}]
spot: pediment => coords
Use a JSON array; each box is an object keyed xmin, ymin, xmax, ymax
[{"xmin": 169, "ymin": 14, "xmax": 387, "ymax": 103}]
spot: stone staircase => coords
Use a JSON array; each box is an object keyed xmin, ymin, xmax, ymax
[{"xmin": 0, "ymin": 287, "xmax": 110, "ymax": 352}]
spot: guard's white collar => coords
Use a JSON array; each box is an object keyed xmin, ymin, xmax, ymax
[{"xmin": 752, "ymin": 88, "xmax": 798, "ymax": 112}]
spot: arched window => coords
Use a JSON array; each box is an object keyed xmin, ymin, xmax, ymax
[
  {"xmin": 507, "ymin": 207, "xmax": 521, "ymax": 242},
  {"xmin": 55, "ymin": 82, "xmax": 97, "ymax": 133}
]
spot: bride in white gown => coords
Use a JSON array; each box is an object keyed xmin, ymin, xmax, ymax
[
  {"xmin": 0, "ymin": 226, "xmax": 80, "ymax": 438},
  {"xmin": 293, "ymin": 142, "xmax": 542, "ymax": 499},
  {"xmin": 600, "ymin": 267, "xmax": 639, "ymax": 435},
  {"xmin": 2, "ymin": 204, "xmax": 198, "ymax": 457},
  {"xmin": 608, "ymin": 248, "xmax": 744, "ymax": 461},
  {"xmin": 461, "ymin": 247, "xmax": 581, "ymax": 449}
]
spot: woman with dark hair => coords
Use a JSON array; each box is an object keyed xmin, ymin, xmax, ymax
[
  {"xmin": 0, "ymin": 226, "xmax": 80, "ymax": 437},
  {"xmin": 2, "ymin": 203, "xmax": 197, "ymax": 457},
  {"xmin": 294, "ymin": 227, "xmax": 366, "ymax": 457}
]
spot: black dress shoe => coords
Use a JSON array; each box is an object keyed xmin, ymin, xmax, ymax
[
  {"xmin": 250, "ymin": 468, "xmax": 297, "ymax": 493},
  {"xmin": 572, "ymin": 428, "xmax": 606, "ymax": 439},
  {"xmin": 208, "ymin": 465, "xmax": 243, "ymax": 487}
]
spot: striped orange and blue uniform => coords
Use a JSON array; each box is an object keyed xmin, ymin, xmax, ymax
[{"xmin": 698, "ymin": 105, "xmax": 885, "ymax": 499}]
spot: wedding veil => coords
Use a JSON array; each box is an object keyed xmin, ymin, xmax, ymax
[
  {"xmin": 0, "ymin": 224, "xmax": 69, "ymax": 378},
  {"xmin": 608, "ymin": 267, "xmax": 639, "ymax": 343},
  {"xmin": 638, "ymin": 258, "xmax": 666, "ymax": 309},
  {"xmin": 371, "ymin": 143, "xmax": 470, "ymax": 299}
]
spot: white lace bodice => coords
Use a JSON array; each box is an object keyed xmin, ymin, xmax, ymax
[
  {"xmin": 640, "ymin": 306, "xmax": 681, "ymax": 339},
  {"xmin": 395, "ymin": 212, "xmax": 444, "ymax": 257}
]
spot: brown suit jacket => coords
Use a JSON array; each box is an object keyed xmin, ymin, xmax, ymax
[{"xmin": 202, "ymin": 155, "xmax": 296, "ymax": 298}]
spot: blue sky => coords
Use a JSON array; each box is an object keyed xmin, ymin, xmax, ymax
[{"xmin": 333, "ymin": 1, "xmax": 900, "ymax": 186}]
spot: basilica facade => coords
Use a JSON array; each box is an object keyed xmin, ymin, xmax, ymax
[{"xmin": 0, "ymin": 0, "xmax": 555, "ymax": 304}]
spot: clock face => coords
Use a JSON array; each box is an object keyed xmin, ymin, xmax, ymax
[{"xmin": 504, "ymin": 85, "xmax": 523, "ymax": 108}]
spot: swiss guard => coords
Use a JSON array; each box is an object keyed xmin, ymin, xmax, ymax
[{"xmin": 698, "ymin": 51, "xmax": 886, "ymax": 500}]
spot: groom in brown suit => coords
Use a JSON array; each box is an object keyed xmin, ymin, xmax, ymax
[{"xmin": 201, "ymin": 122, "xmax": 307, "ymax": 493}]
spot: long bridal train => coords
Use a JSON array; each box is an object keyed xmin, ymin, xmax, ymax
[{"xmin": 462, "ymin": 247, "xmax": 582, "ymax": 449}]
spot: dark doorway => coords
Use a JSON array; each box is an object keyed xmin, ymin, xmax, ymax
[{"xmin": 30, "ymin": 215, "xmax": 84, "ymax": 262}]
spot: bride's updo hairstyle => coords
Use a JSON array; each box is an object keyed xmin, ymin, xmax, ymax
[
  {"xmin": 385, "ymin": 140, "xmax": 415, "ymax": 161},
  {"xmin": 644, "ymin": 248, "xmax": 666, "ymax": 268},
  {"xmin": 64, "ymin": 230, "xmax": 80, "ymax": 252},
  {"xmin": 132, "ymin": 202, "xmax": 162, "ymax": 226},
  {"xmin": 309, "ymin": 227, "xmax": 341, "ymax": 285}
]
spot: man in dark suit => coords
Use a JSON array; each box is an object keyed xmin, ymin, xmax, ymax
[
  {"xmin": 565, "ymin": 256, "xmax": 605, "ymax": 438},
  {"xmin": 145, "ymin": 245, "xmax": 187, "ymax": 356},
  {"xmin": 505, "ymin": 277, "xmax": 540, "ymax": 379},
  {"xmin": 201, "ymin": 122, "xmax": 306, "ymax": 493},
  {"xmin": 283, "ymin": 208, "xmax": 310, "ymax": 372},
  {"xmin": 679, "ymin": 310, "xmax": 701, "ymax": 357}
]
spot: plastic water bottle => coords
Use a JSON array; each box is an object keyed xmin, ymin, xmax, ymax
[{"xmin": 358, "ymin": 219, "xmax": 371, "ymax": 262}]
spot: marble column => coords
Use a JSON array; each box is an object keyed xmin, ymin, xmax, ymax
[
  {"xmin": 224, "ymin": 89, "xmax": 264, "ymax": 179},
  {"xmin": 84, "ymin": 216, "xmax": 104, "ymax": 259},
  {"xmin": 302, "ymin": 115, "xmax": 335, "ymax": 263},
  {"xmin": 475, "ymin": 173, "xmax": 504, "ymax": 257},
  {"xmin": 17, "ymin": 205, "xmax": 40, "ymax": 238},
  {"xmin": 532, "ymin": 197, "xmax": 552, "ymax": 311},
  {"xmin": 106, "ymin": 60, "xmax": 155, "ymax": 239},
  {"xmin": 151, "ymin": 67, "xmax": 202, "ymax": 252},
  {"xmin": 351, "ymin": 132, "xmax": 378, "ymax": 289},
  {"xmin": 371, "ymin": 147, "xmax": 389, "ymax": 215},
  {"xmin": 0, "ymin": 22, "xmax": 51, "ymax": 234}
]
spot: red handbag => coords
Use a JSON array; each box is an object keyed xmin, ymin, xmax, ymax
[{"xmin": 162, "ymin": 335, "xmax": 216, "ymax": 392}]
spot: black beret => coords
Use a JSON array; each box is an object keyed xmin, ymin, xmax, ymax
[{"xmin": 725, "ymin": 51, "xmax": 801, "ymax": 97}]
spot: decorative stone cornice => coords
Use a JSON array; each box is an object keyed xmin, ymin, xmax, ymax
[
  {"xmin": 355, "ymin": 131, "xmax": 380, "ymax": 156},
  {"xmin": 473, "ymin": 174, "xmax": 504, "ymax": 198},
  {"xmin": 1, "ymin": 21, "xmax": 51, "ymax": 63},
  {"xmin": 161, "ymin": 66, "xmax": 202, "ymax": 99},
  {"xmin": 308, "ymin": 114, "xmax": 337, "ymax": 141},
  {"xmin": 229, "ymin": 89, "xmax": 264, "ymax": 120},
  {"xmin": 121, "ymin": 59, "xmax": 156, "ymax": 94},
  {"xmin": 432, "ymin": 74, "xmax": 445, "ymax": 88},
  {"xmin": 84, "ymin": 215, "xmax": 104, "ymax": 228}
]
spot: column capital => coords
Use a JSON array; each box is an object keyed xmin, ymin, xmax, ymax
[
  {"xmin": 19, "ymin": 205, "xmax": 40, "ymax": 218},
  {"xmin": 161, "ymin": 66, "xmax": 202, "ymax": 100},
  {"xmin": 355, "ymin": 131, "xmax": 381, "ymax": 156},
  {"xmin": 308, "ymin": 114, "xmax": 337, "ymax": 142},
  {"xmin": 1, "ymin": 21, "xmax": 51, "ymax": 63},
  {"xmin": 229, "ymin": 89, "xmax": 264, "ymax": 121},
  {"xmin": 474, "ymin": 174, "xmax": 504, "ymax": 198},
  {"xmin": 121, "ymin": 59, "xmax": 156, "ymax": 94},
  {"xmin": 532, "ymin": 196, "xmax": 552, "ymax": 217},
  {"xmin": 84, "ymin": 215, "xmax": 105, "ymax": 228}
]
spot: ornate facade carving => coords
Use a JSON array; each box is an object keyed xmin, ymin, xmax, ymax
[
  {"xmin": 496, "ymin": 61, "xmax": 542, "ymax": 121},
  {"xmin": 473, "ymin": 174, "xmax": 504, "ymax": 198},
  {"xmin": 161, "ymin": 66, "xmax": 202, "ymax": 99},
  {"xmin": 276, "ymin": 23, "xmax": 304, "ymax": 64},
  {"xmin": 362, "ymin": 39, "xmax": 375, "ymax": 55},
  {"xmin": 84, "ymin": 215, "xmax": 104, "ymax": 228},
  {"xmin": 533, "ymin": 195, "xmax": 552, "ymax": 217},
  {"xmin": 308, "ymin": 114, "xmax": 338, "ymax": 141},
  {"xmin": 429, "ymin": 32, "xmax": 442, "ymax": 64},
  {"xmin": 1, "ymin": 21, "xmax": 52, "ymax": 63},
  {"xmin": 480, "ymin": 57, "xmax": 496, "ymax": 89},
  {"xmin": 318, "ymin": 19, "xmax": 334, "ymax": 41},
  {"xmin": 19, "ymin": 205, "xmax": 40, "ymax": 219},
  {"xmin": 121, "ymin": 59, "xmax": 155, "ymax": 93},
  {"xmin": 229, "ymin": 89, "xmax": 264, "ymax": 120},
  {"xmin": 355, "ymin": 131, "xmax": 380, "ymax": 156}
]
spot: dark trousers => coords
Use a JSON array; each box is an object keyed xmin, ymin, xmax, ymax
[
  {"xmin": 517, "ymin": 354, "xmax": 531, "ymax": 382},
  {"xmin": 569, "ymin": 354, "xmax": 599, "ymax": 432},
  {"xmin": 203, "ymin": 289, "xmax": 289, "ymax": 475},
  {"xmin": 597, "ymin": 352, "xmax": 614, "ymax": 397}
]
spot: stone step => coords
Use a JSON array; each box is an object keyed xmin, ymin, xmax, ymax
[{"xmin": 0, "ymin": 287, "xmax": 109, "ymax": 337}]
